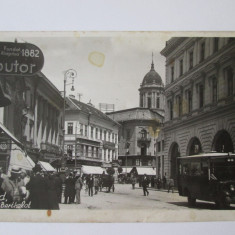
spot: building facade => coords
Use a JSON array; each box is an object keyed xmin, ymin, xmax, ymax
[
  {"xmin": 0, "ymin": 72, "xmax": 64, "ymax": 165},
  {"xmin": 160, "ymin": 37, "xmax": 235, "ymax": 182},
  {"xmin": 107, "ymin": 60, "xmax": 165, "ymax": 176},
  {"xmin": 64, "ymin": 96, "xmax": 119, "ymax": 170}
]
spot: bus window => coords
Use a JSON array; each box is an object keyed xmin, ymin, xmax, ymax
[
  {"xmin": 201, "ymin": 159, "xmax": 208, "ymax": 176},
  {"xmin": 190, "ymin": 161, "xmax": 201, "ymax": 176},
  {"xmin": 182, "ymin": 162, "xmax": 189, "ymax": 175}
]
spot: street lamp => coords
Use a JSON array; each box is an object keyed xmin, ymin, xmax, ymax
[{"xmin": 62, "ymin": 69, "xmax": 77, "ymax": 171}]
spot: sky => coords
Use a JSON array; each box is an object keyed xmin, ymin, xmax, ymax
[{"xmin": 0, "ymin": 32, "xmax": 170, "ymax": 111}]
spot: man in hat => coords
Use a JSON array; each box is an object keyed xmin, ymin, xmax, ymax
[
  {"xmin": 0, "ymin": 167, "xmax": 5, "ymax": 197},
  {"xmin": 142, "ymin": 174, "xmax": 149, "ymax": 196},
  {"xmin": 1, "ymin": 167, "xmax": 22, "ymax": 203},
  {"xmin": 64, "ymin": 173, "xmax": 74, "ymax": 204},
  {"xmin": 26, "ymin": 164, "xmax": 49, "ymax": 209},
  {"xmin": 75, "ymin": 174, "xmax": 83, "ymax": 204}
]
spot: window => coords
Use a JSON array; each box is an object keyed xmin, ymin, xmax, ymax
[
  {"xmin": 80, "ymin": 124, "xmax": 83, "ymax": 135},
  {"xmin": 91, "ymin": 126, "xmax": 94, "ymax": 138},
  {"xmin": 178, "ymin": 96, "xmax": 182, "ymax": 117},
  {"xmin": 189, "ymin": 51, "xmax": 193, "ymax": 69},
  {"xmin": 67, "ymin": 123, "xmax": 73, "ymax": 134},
  {"xmin": 95, "ymin": 128, "xmax": 98, "ymax": 139},
  {"xmin": 104, "ymin": 131, "xmax": 106, "ymax": 141},
  {"xmin": 162, "ymin": 140, "xmax": 164, "ymax": 151},
  {"xmin": 85, "ymin": 146, "xmax": 88, "ymax": 157},
  {"xmin": 115, "ymin": 134, "xmax": 117, "ymax": 144},
  {"xmin": 147, "ymin": 97, "xmax": 151, "ymax": 108},
  {"xmin": 112, "ymin": 133, "xmax": 114, "ymax": 142},
  {"xmin": 190, "ymin": 161, "xmax": 201, "ymax": 176},
  {"xmin": 108, "ymin": 150, "xmax": 110, "ymax": 161},
  {"xmin": 199, "ymin": 84, "xmax": 204, "ymax": 108},
  {"xmin": 157, "ymin": 141, "xmax": 161, "ymax": 152},
  {"xmin": 104, "ymin": 150, "xmax": 106, "ymax": 161},
  {"xmin": 171, "ymin": 66, "xmax": 174, "ymax": 83},
  {"xmin": 225, "ymin": 67, "xmax": 234, "ymax": 97},
  {"xmin": 100, "ymin": 129, "xmax": 102, "ymax": 139},
  {"xmin": 140, "ymin": 94, "xmax": 144, "ymax": 107},
  {"xmin": 156, "ymin": 97, "xmax": 160, "ymax": 108},
  {"xmin": 179, "ymin": 59, "xmax": 183, "ymax": 76},
  {"xmin": 126, "ymin": 129, "xmax": 131, "ymax": 140},
  {"xmin": 140, "ymin": 129, "xmax": 147, "ymax": 139},
  {"xmin": 200, "ymin": 42, "xmax": 205, "ymax": 62},
  {"xmin": 169, "ymin": 100, "xmax": 173, "ymax": 120},
  {"xmin": 214, "ymin": 38, "xmax": 219, "ymax": 53},
  {"xmin": 84, "ymin": 125, "xmax": 88, "ymax": 136},
  {"xmin": 212, "ymin": 77, "xmax": 217, "ymax": 103},
  {"xmin": 187, "ymin": 90, "xmax": 192, "ymax": 113},
  {"xmin": 67, "ymin": 145, "xmax": 73, "ymax": 157},
  {"xmin": 109, "ymin": 132, "xmax": 111, "ymax": 141},
  {"xmin": 91, "ymin": 147, "xmax": 94, "ymax": 157},
  {"xmin": 136, "ymin": 159, "xmax": 140, "ymax": 166}
]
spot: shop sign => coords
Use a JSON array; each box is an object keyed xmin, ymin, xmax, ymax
[{"xmin": 0, "ymin": 42, "xmax": 44, "ymax": 75}]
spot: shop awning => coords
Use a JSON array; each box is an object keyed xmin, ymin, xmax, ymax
[
  {"xmin": 82, "ymin": 165, "xmax": 105, "ymax": 175},
  {"xmin": 38, "ymin": 161, "xmax": 56, "ymax": 172},
  {"xmin": 136, "ymin": 167, "xmax": 156, "ymax": 176},
  {"xmin": 0, "ymin": 122, "xmax": 23, "ymax": 148},
  {"xmin": 9, "ymin": 144, "xmax": 34, "ymax": 171}
]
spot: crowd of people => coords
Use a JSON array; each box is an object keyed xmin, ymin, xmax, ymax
[
  {"xmin": 0, "ymin": 164, "xmax": 63, "ymax": 209},
  {"xmin": 0, "ymin": 164, "xmax": 175, "ymax": 209}
]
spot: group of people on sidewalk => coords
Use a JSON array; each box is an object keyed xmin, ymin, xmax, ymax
[
  {"xmin": 130, "ymin": 173, "xmax": 175, "ymax": 196},
  {"xmin": 0, "ymin": 164, "xmax": 62, "ymax": 210}
]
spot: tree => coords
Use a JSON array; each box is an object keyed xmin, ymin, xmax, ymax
[
  {"xmin": 118, "ymin": 166, "xmax": 123, "ymax": 174},
  {"xmin": 106, "ymin": 167, "xmax": 115, "ymax": 175}
]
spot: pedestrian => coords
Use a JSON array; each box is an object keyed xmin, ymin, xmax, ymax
[
  {"xmin": 163, "ymin": 173, "xmax": 167, "ymax": 189},
  {"xmin": 157, "ymin": 176, "xmax": 161, "ymax": 189},
  {"xmin": 131, "ymin": 176, "xmax": 136, "ymax": 189},
  {"xmin": 71, "ymin": 173, "xmax": 76, "ymax": 203},
  {"xmin": 26, "ymin": 164, "xmax": 49, "ymax": 209},
  {"xmin": 64, "ymin": 173, "xmax": 74, "ymax": 204},
  {"xmin": 46, "ymin": 173, "xmax": 59, "ymax": 210},
  {"xmin": 151, "ymin": 176, "xmax": 155, "ymax": 188},
  {"xmin": 54, "ymin": 173, "xmax": 63, "ymax": 203},
  {"xmin": 142, "ymin": 174, "xmax": 149, "ymax": 196},
  {"xmin": 0, "ymin": 167, "xmax": 6, "ymax": 197},
  {"xmin": 87, "ymin": 174, "xmax": 94, "ymax": 197},
  {"xmin": 168, "ymin": 178, "xmax": 174, "ymax": 193},
  {"xmin": 1, "ymin": 167, "xmax": 22, "ymax": 203},
  {"xmin": 93, "ymin": 176, "xmax": 99, "ymax": 194},
  {"xmin": 75, "ymin": 174, "xmax": 83, "ymax": 204}
]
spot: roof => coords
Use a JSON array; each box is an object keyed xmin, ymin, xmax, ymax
[
  {"xmin": 106, "ymin": 107, "xmax": 164, "ymax": 123},
  {"xmin": 66, "ymin": 97, "xmax": 120, "ymax": 126},
  {"xmin": 178, "ymin": 152, "xmax": 235, "ymax": 159},
  {"xmin": 142, "ymin": 62, "xmax": 162, "ymax": 85}
]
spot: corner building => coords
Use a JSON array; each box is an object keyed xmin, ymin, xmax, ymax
[
  {"xmin": 107, "ymin": 60, "xmax": 164, "ymax": 176},
  {"xmin": 161, "ymin": 37, "xmax": 235, "ymax": 182}
]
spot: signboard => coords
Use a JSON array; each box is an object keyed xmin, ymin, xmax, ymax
[{"xmin": 0, "ymin": 42, "xmax": 44, "ymax": 75}]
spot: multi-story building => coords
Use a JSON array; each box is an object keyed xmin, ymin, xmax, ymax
[
  {"xmin": 0, "ymin": 72, "xmax": 64, "ymax": 167},
  {"xmin": 64, "ymin": 96, "xmax": 119, "ymax": 172},
  {"xmin": 160, "ymin": 37, "xmax": 235, "ymax": 182},
  {"xmin": 107, "ymin": 60, "xmax": 164, "ymax": 176}
]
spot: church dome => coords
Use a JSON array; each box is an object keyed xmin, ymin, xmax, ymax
[{"xmin": 142, "ymin": 62, "xmax": 162, "ymax": 85}]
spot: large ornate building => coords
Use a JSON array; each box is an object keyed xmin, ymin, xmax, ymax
[
  {"xmin": 0, "ymin": 72, "xmax": 64, "ymax": 172},
  {"xmin": 107, "ymin": 59, "xmax": 164, "ymax": 176},
  {"xmin": 64, "ymin": 96, "xmax": 119, "ymax": 173},
  {"xmin": 160, "ymin": 37, "xmax": 235, "ymax": 182}
]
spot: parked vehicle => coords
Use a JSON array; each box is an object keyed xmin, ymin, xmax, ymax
[
  {"xmin": 177, "ymin": 152, "xmax": 235, "ymax": 209},
  {"xmin": 100, "ymin": 174, "xmax": 115, "ymax": 192}
]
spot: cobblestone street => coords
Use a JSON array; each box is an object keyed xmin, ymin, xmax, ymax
[{"xmin": 59, "ymin": 184, "xmax": 235, "ymax": 211}]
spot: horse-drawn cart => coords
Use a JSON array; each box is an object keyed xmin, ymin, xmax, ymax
[{"xmin": 99, "ymin": 174, "xmax": 115, "ymax": 192}]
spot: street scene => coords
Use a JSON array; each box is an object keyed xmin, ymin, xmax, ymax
[{"xmin": 0, "ymin": 32, "xmax": 235, "ymax": 221}]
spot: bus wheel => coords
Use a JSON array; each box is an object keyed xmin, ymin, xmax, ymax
[
  {"xmin": 215, "ymin": 197, "xmax": 230, "ymax": 209},
  {"xmin": 188, "ymin": 193, "xmax": 196, "ymax": 207}
]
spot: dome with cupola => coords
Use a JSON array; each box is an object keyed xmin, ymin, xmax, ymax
[{"xmin": 142, "ymin": 61, "xmax": 163, "ymax": 85}]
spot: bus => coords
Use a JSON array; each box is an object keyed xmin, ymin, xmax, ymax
[{"xmin": 177, "ymin": 152, "xmax": 235, "ymax": 209}]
